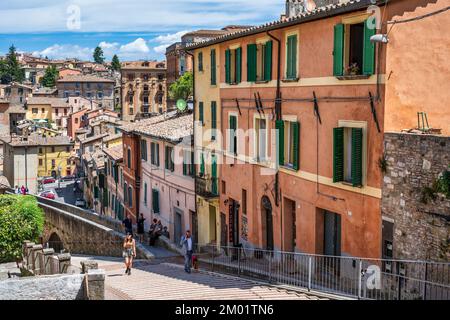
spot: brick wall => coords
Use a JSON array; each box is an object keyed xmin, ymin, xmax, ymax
[{"xmin": 382, "ymin": 132, "xmax": 450, "ymax": 261}]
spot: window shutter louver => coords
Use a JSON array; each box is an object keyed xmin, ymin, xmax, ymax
[
  {"xmin": 200, "ymin": 152, "xmax": 205, "ymax": 176},
  {"xmin": 264, "ymin": 40, "xmax": 273, "ymax": 81},
  {"xmin": 165, "ymin": 146, "xmax": 169, "ymax": 170},
  {"xmin": 210, "ymin": 49, "xmax": 216, "ymax": 85},
  {"xmin": 225, "ymin": 49, "xmax": 231, "ymax": 84},
  {"xmin": 247, "ymin": 44, "xmax": 257, "ymax": 82},
  {"xmin": 287, "ymin": 35, "xmax": 297, "ymax": 79},
  {"xmin": 351, "ymin": 128, "xmax": 363, "ymax": 187},
  {"xmin": 333, "ymin": 127, "xmax": 344, "ymax": 183},
  {"xmin": 183, "ymin": 151, "xmax": 187, "ymax": 176},
  {"xmin": 333, "ymin": 24, "xmax": 344, "ymax": 76},
  {"xmin": 198, "ymin": 52, "xmax": 203, "ymax": 71},
  {"xmin": 199, "ymin": 102, "xmax": 204, "ymax": 124},
  {"xmin": 236, "ymin": 47, "xmax": 242, "ymax": 83},
  {"xmin": 293, "ymin": 122, "xmax": 300, "ymax": 171},
  {"xmin": 152, "ymin": 189, "xmax": 159, "ymax": 214},
  {"xmin": 276, "ymin": 120, "xmax": 284, "ymax": 166},
  {"xmin": 363, "ymin": 20, "xmax": 376, "ymax": 75},
  {"xmin": 211, "ymin": 155, "xmax": 218, "ymax": 195}
]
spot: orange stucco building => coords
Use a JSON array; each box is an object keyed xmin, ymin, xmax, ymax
[{"xmin": 190, "ymin": 0, "xmax": 439, "ymax": 259}]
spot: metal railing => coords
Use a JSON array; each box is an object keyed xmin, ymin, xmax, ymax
[
  {"xmin": 195, "ymin": 245, "xmax": 450, "ymax": 300},
  {"xmin": 195, "ymin": 176, "xmax": 218, "ymax": 199}
]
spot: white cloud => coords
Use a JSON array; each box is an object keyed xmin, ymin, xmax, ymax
[
  {"xmin": 119, "ymin": 38, "xmax": 149, "ymax": 54},
  {"xmin": 32, "ymin": 38, "xmax": 153, "ymax": 61},
  {"xmin": 152, "ymin": 30, "xmax": 190, "ymax": 54},
  {"xmin": 0, "ymin": 1, "xmax": 282, "ymax": 33},
  {"xmin": 32, "ymin": 44, "xmax": 93, "ymax": 60}
]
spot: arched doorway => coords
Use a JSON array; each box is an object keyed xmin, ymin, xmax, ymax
[
  {"xmin": 261, "ymin": 196, "xmax": 274, "ymax": 251},
  {"xmin": 48, "ymin": 232, "xmax": 64, "ymax": 253}
]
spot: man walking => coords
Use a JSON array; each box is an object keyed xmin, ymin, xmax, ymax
[
  {"xmin": 122, "ymin": 214, "xmax": 133, "ymax": 237},
  {"xmin": 180, "ymin": 230, "xmax": 194, "ymax": 274}
]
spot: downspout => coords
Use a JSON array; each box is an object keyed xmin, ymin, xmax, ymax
[
  {"xmin": 267, "ymin": 31, "xmax": 282, "ymax": 208},
  {"xmin": 184, "ymin": 49, "xmax": 197, "ymax": 235}
]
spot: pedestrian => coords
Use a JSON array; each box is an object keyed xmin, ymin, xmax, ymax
[
  {"xmin": 179, "ymin": 230, "xmax": 194, "ymax": 274},
  {"xmin": 25, "ymin": 187, "xmax": 29, "ymax": 195},
  {"xmin": 162, "ymin": 226, "xmax": 170, "ymax": 239},
  {"xmin": 148, "ymin": 218, "xmax": 157, "ymax": 246},
  {"xmin": 15, "ymin": 185, "xmax": 20, "ymax": 194},
  {"xmin": 122, "ymin": 233, "xmax": 136, "ymax": 276},
  {"xmin": 21, "ymin": 185, "xmax": 26, "ymax": 195},
  {"xmin": 137, "ymin": 213, "xmax": 146, "ymax": 243},
  {"xmin": 122, "ymin": 214, "xmax": 133, "ymax": 236}
]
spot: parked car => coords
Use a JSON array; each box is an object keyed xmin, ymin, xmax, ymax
[
  {"xmin": 75, "ymin": 198, "xmax": 86, "ymax": 208},
  {"xmin": 42, "ymin": 177, "xmax": 56, "ymax": 184},
  {"xmin": 40, "ymin": 191, "xmax": 56, "ymax": 200}
]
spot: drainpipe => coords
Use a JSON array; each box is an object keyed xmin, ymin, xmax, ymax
[{"xmin": 267, "ymin": 31, "xmax": 282, "ymax": 208}]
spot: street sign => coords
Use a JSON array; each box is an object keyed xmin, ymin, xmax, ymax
[{"xmin": 176, "ymin": 99, "xmax": 187, "ymax": 111}]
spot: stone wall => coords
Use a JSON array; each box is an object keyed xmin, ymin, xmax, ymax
[
  {"xmin": 382, "ymin": 132, "xmax": 450, "ymax": 261},
  {"xmin": 38, "ymin": 199, "xmax": 154, "ymax": 259},
  {"xmin": 0, "ymin": 269, "xmax": 105, "ymax": 300}
]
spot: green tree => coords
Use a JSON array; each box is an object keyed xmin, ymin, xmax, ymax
[
  {"xmin": 93, "ymin": 46, "xmax": 105, "ymax": 64},
  {"xmin": 0, "ymin": 45, "xmax": 24, "ymax": 84},
  {"xmin": 0, "ymin": 195, "xmax": 44, "ymax": 263},
  {"xmin": 169, "ymin": 71, "xmax": 193, "ymax": 101},
  {"xmin": 41, "ymin": 66, "xmax": 59, "ymax": 87},
  {"xmin": 111, "ymin": 54, "xmax": 121, "ymax": 71}
]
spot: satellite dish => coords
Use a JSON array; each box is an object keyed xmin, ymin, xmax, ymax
[{"xmin": 176, "ymin": 99, "xmax": 187, "ymax": 112}]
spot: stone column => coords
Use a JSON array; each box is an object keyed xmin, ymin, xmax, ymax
[
  {"xmin": 23, "ymin": 242, "xmax": 35, "ymax": 270},
  {"xmin": 57, "ymin": 253, "xmax": 71, "ymax": 274},
  {"xmin": 80, "ymin": 260, "xmax": 99, "ymax": 274},
  {"xmin": 84, "ymin": 269, "xmax": 105, "ymax": 300},
  {"xmin": 31, "ymin": 244, "xmax": 43, "ymax": 275},
  {"xmin": 42, "ymin": 248, "xmax": 55, "ymax": 275}
]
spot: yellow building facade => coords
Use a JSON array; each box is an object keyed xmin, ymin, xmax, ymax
[
  {"xmin": 193, "ymin": 44, "xmax": 223, "ymax": 247},
  {"xmin": 37, "ymin": 137, "xmax": 75, "ymax": 178},
  {"xmin": 26, "ymin": 103, "xmax": 53, "ymax": 122}
]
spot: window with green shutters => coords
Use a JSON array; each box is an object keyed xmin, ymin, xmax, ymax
[
  {"xmin": 94, "ymin": 186, "xmax": 99, "ymax": 199},
  {"xmin": 152, "ymin": 189, "xmax": 160, "ymax": 214},
  {"xmin": 198, "ymin": 52, "xmax": 203, "ymax": 71},
  {"xmin": 249, "ymin": 40, "xmax": 273, "ymax": 82},
  {"xmin": 333, "ymin": 127, "xmax": 363, "ymax": 187},
  {"xmin": 333, "ymin": 20, "xmax": 375, "ymax": 77},
  {"xmin": 225, "ymin": 48, "xmax": 242, "ymax": 84},
  {"xmin": 211, "ymin": 101, "xmax": 217, "ymax": 140},
  {"xmin": 183, "ymin": 150, "xmax": 195, "ymax": 177},
  {"xmin": 151, "ymin": 142, "xmax": 160, "ymax": 167},
  {"xmin": 141, "ymin": 139, "xmax": 147, "ymax": 161},
  {"xmin": 127, "ymin": 147, "xmax": 131, "ymax": 169},
  {"xmin": 286, "ymin": 35, "xmax": 298, "ymax": 79},
  {"xmin": 277, "ymin": 120, "xmax": 300, "ymax": 170},
  {"xmin": 229, "ymin": 115, "xmax": 237, "ymax": 155},
  {"xmin": 198, "ymin": 102, "xmax": 204, "ymax": 125},
  {"xmin": 210, "ymin": 49, "xmax": 216, "ymax": 85},
  {"xmin": 165, "ymin": 146, "xmax": 174, "ymax": 172},
  {"xmin": 124, "ymin": 182, "xmax": 127, "ymax": 204},
  {"xmin": 128, "ymin": 186, "xmax": 132, "ymax": 208}
]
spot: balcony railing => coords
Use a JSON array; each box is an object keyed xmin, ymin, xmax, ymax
[{"xmin": 196, "ymin": 176, "xmax": 219, "ymax": 199}]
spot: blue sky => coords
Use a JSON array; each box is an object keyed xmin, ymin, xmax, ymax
[{"xmin": 0, "ymin": 0, "xmax": 282, "ymax": 61}]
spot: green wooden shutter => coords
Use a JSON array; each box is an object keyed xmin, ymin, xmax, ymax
[
  {"xmin": 114, "ymin": 165, "xmax": 119, "ymax": 183},
  {"xmin": 198, "ymin": 52, "xmax": 203, "ymax": 71},
  {"xmin": 190, "ymin": 152, "xmax": 195, "ymax": 177},
  {"xmin": 351, "ymin": 128, "xmax": 363, "ymax": 187},
  {"xmin": 199, "ymin": 102, "xmax": 204, "ymax": 124},
  {"xmin": 211, "ymin": 101, "xmax": 217, "ymax": 140},
  {"xmin": 152, "ymin": 189, "xmax": 159, "ymax": 213},
  {"xmin": 287, "ymin": 35, "xmax": 297, "ymax": 79},
  {"xmin": 292, "ymin": 122, "xmax": 300, "ymax": 171},
  {"xmin": 210, "ymin": 49, "xmax": 216, "ymax": 85},
  {"xmin": 236, "ymin": 47, "xmax": 242, "ymax": 83},
  {"xmin": 247, "ymin": 44, "xmax": 257, "ymax": 82},
  {"xmin": 211, "ymin": 154, "xmax": 218, "ymax": 195},
  {"xmin": 264, "ymin": 40, "xmax": 273, "ymax": 81},
  {"xmin": 333, "ymin": 127, "xmax": 344, "ymax": 183},
  {"xmin": 200, "ymin": 152, "xmax": 205, "ymax": 176},
  {"xmin": 225, "ymin": 49, "xmax": 231, "ymax": 84},
  {"xmin": 144, "ymin": 183, "xmax": 147, "ymax": 205},
  {"xmin": 165, "ymin": 146, "xmax": 169, "ymax": 170},
  {"xmin": 183, "ymin": 151, "xmax": 187, "ymax": 176},
  {"xmin": 94, "ymin": 186, "xmax": 99, "ymax": 199},
  {"xmin": 230, "ymin": 115, "xmax": 237, "ymax": 154},
  {"xmin": 363, "ymin": 20, "xmax": 376, "ymax": 75},
  {"xmin": 333, "ymin": 24, "xmax": 344, "ymax": 76},
  {"xmin": 276, "ymin": 120, "xmax": 284, "ymax": 166}
]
